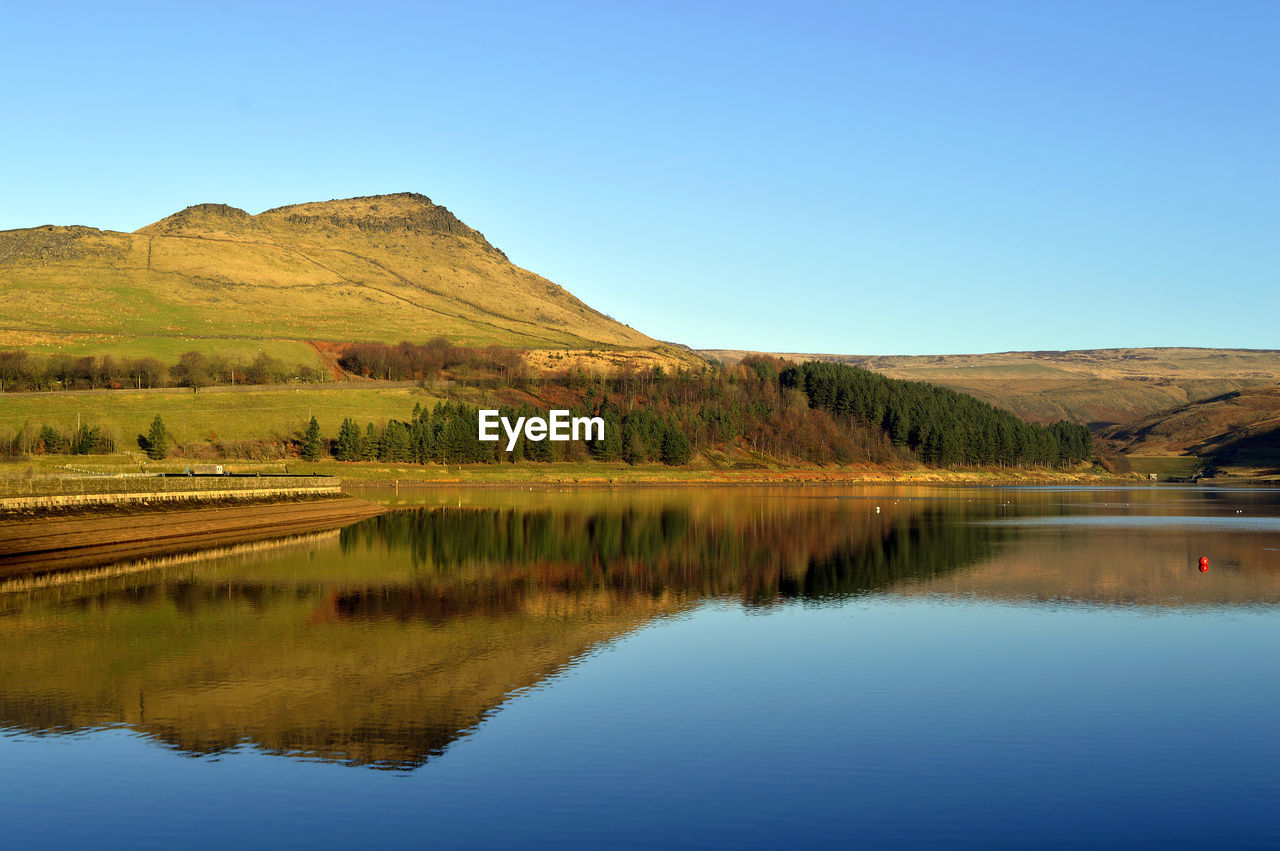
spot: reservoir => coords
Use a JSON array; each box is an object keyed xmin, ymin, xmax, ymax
[{"xmin": 2, "ymin": 485, "xmax": 1278, "ymax": 846}]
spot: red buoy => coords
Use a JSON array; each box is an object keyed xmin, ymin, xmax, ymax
[{"xmin": 1199, "ymin": 556, "xmax": 1209, "ymax": 572}]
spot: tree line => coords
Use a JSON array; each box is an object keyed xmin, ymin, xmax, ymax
[
  {"xmin": 337, "ymin": 338, "xmax": 525, "ymax": 384},
  {"xmin": 325, "ymin": 401, "xmax": 692, "ymax": 466},
  {"xmin": 1, "ymin": 422, "xmax": 117, "ymax": 457},
  {"xmin": 0, "ymin": 414, "xmax": 170, "ymax": 459},
  {"xmin": 0, "ymin": 348, "xmax": 326, "ymax": 392}
]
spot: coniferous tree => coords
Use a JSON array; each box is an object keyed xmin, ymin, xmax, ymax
[
  {"xmin": 590, "ymin": 400, "xmax": 624, "ymax": 461},
  {"xmin": 362, "ymin": 423, "xmax": 380, "ymax": 460},
  {"xmin": 301, "ymin": 415, "xmax": 322, "ymax": 461},
  {"xmin": 622, "ymin": 423, "xmax": 647, "ymax": 465},
  {"xmin": 143, "ymin": 414, "xmax": 169, "ymax": 460},
  {"xmin": 379, "ymin": 420, "xmax": 412, "ymax": 462},
  {"xmin": 335, "ymin": 417, "xmax": 362, "ymax": 461},
  {"xmin": 520, "ymin": 403, "xmax": 554, "ymax": 462},
  {"xmin": 660, "ymin": 422, "xmax": 692, "ymax": 466},
  {"xmin": 435, "ymin": 415, "xmax": 466, "ymax": 463},
  {"xmin": 409, "ymin": 413, "xmax": 435, "ymax": 464},
  {"xmin": 39, "ymin": 425, "xmax": 63, "ymax": 454},
  {"xmin": 72, "ymin": 425, "xmax": 105, "ymax": 455}
]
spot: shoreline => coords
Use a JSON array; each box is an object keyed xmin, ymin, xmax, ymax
[
  {"xmin": 340, "ymin": 475, "xmax": 1278, "ymax": 489},
  {"xmin": 2, "ymin": 468, "xmax": 1272, "ymax": 583},
  {"xmin": 5, "ymin": 456, "xmax": 1274, "ymax": 494},
  {"xmin": 295, "ymin": 463, "xmax": 1240, "ymax": 487}
]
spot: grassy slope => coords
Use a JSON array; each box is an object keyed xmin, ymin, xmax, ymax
[
  {"xmin": 1097, "ymin": 385, "xmax": 1280, "ymax": 476},
  {"xmin": 0, "ymin": 193, "xmax": 667, "ymax": 363},
  {"xmin": 0, "ymin": 383, "xmax": 439, "ymax": 447},
  {"xmin": 704, "ymin": 347, "xmax": 1280, "ymax": 426},
  {"xmin": 1122, "ymin": 456, "xmax": 1207, "ymax": 479}
]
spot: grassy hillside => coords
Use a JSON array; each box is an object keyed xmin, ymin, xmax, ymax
[
  {"xmin": 1098, "ymin": 385, "xmax": 1280, "ymax": 476},
  {"xmin": 0, "ymin": 193, "xmax": 667, "ymax": 363},
  {"xmin": 703, "ymin": 347, "xmax": 1280, "ymax": 426}
]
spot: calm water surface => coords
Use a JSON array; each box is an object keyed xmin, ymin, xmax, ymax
[{"xmin": 2, "ymin": 485, "xmax": 1279, "ymax": 847}]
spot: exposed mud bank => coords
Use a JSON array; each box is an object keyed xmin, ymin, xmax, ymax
[{"xmin": 0, "ymin": 496, "xmax": 385, "ymax": 578}]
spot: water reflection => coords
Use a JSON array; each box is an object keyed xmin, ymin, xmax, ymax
[
  {"xmin": 0, "ymin": 486, "xmax": 1276, "ymax": 770},
  {"xmin": 337, "ymin": 500, "xmax": 1002, "ymax": 607}
]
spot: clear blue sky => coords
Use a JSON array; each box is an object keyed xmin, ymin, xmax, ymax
[{"xmin": 2, "ymin": 1, "xmax": 1276, "ymax": 355}]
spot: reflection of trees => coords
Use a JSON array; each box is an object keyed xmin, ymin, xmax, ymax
[
  {"xmin": 336, "ymin": 505, "xmax": 1003, "ymax": 611},
  {"xmin": 780, "ymin": 521, "xmax": 1000, "ymax": 601}
]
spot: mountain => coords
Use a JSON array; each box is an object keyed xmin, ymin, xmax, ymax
[
  {"xmin": 702, "ymin": 347, "xmax": 1280, "ymax": 426},
  {"xmin": 0, "ymin": 193, "xmax": 662, "ymax": 362},
  {"xmin": 1097, "ymin": 384, "xmax": 1280, "ymax": 475}
]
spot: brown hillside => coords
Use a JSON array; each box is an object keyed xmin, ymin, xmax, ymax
[
  {"xmin": 703, "ymin": 347, "xmax": 1280, "ymax": 426},
  {"xmin": 1097, "ymin": 384, "xmax": 1280, "ymax": 473}
]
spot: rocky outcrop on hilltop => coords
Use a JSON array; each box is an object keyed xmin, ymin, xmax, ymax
[
  {"xmin": 262, "ymin": 193, "xmax": 507, "ymax": 258},
  {"xmin": 0, "ymin": 225, "xmax": 124, "ymax": 265},
  {"xmin": 138, "ymin": 203, "xmax": 255, "ymax": 235}
]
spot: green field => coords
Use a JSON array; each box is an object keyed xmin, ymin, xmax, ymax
[
  {"xmin": 0, "ymin": 384, "xmax": 438, "ymax": 447},
  {"xmin": 1124, "ymin": 456, "xmax": 1206, "ymax": 479}
]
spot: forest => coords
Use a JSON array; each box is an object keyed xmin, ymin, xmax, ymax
[
  {"xmin": 318, "ymin": 357, "xmax": 1091, "ymax": 469},
  {"xmin": 780, "ymin": 361, "xmax": 1092, "ymax": 467}
]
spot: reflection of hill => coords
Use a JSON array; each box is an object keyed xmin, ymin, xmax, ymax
[
  {"xmin": 0, "ymin": 496, "xmax": 999, "ymax": 769},
  {"xmin": 900, "ymin": 524, "xmax": 1280, "ymax": 607},
  {"xmin": 0, "ymin": 561, "xmax": 679, "ymax": 768}
]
